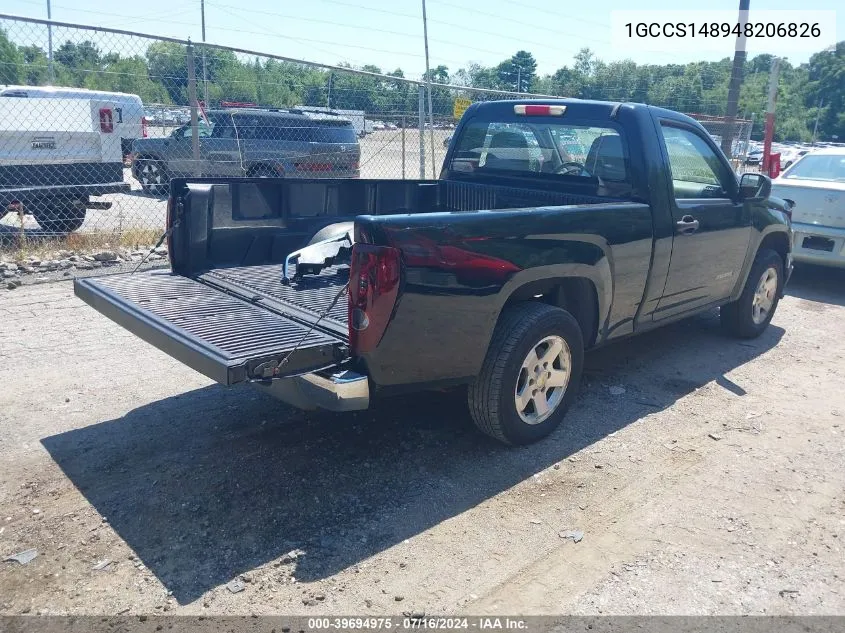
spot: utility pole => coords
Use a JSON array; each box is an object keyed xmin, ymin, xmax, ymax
[
  {"xmin": 187, "ymin": 41, "xmax": 201, "ymax": 177},
  {"xmin": 327, "ymin": 73, "xmax": 333, "ymax": 109},
  {"xmin": 418, "ymin": 85, "xmax": 425, "ymax": 179},
  {"xmin": 517, "ymin": 66, "xmax": 522, "ymax": 93},
  {"xmin": 761, "ymin": 57, "xmax": 780, "ymax": 174},
  {"xmin": 721, "ymin": 0, "xmax": 750, "ymax": 157},
  {"xmin": 421, "ymin": 0, "xmax": 436, "ymax": 178},
  {"xmin": 46, "ymin": 0, "xmax": 54, "ymax": 84},
  {"xmin": 201, "ymin": 0, "xmax": 209, "ymax": 105}
]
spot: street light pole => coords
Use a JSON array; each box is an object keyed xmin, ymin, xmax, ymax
[
  {"xmin": 46, "ymin": 0, "xmax": 55, "ymax": 84},
  {"xmin": 421, "ymin": 0, "xmax": 436, "ymax": 178}
]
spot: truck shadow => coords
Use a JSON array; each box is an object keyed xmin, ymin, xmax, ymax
[
  {"xmin": 41, "ymin": 312, "xmax": 784, "ymax": 604},
  {"xmin": 785, "ymin": 263, "xmax": 845, "ymax": 308}
]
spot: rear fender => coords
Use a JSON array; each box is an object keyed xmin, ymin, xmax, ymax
[{"xmin": 496, "ymin": 259, "xmax": 612, "ymax": 344}]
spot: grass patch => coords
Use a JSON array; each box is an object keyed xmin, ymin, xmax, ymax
[{"xmin": 1, "ymin": 227, "xmax": 164, "ymax": 263}]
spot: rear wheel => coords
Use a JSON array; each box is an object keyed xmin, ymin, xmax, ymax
[
  {"xmin": 720, "ymin": 248, "xmax": 783, "ymax": 338},
  {"xmin": 468, "ymin": 302, "xmax": 584, "ymax": 445},
  {"xmin": 32, "ymin": 198, "xmax": 87, "ymax": 234},
  {"xmin": 136, "ymin": 158, "xmax": 168, "ymax": 195}
]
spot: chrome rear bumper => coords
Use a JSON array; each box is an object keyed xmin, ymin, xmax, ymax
[{"xmin": 253, "ymin": 368, "xmax": 369, "ymax": 412}]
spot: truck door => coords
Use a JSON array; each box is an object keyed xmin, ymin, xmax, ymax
[{"xmin": 655, "ymin": 122, "xmax": 752, "ymax": 320}]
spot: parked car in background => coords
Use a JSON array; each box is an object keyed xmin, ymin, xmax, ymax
[
  {"xmin": 772, "ymin": 147, "xmax": 845, "ymax": 268},
  {"xmin": 780, "ymin": 148, "xmax": 810, "ymax": 170},
  {"xmin": 1, "ymin": 85, "xmax": 146, "ymax": 160},
  {"xmin": 130, "ymin": 107, "xmax": 360, "ymax": 193},
  {"xmin": 745, "ymin": 147, "xmax": 764, "ymax": 165},
  {"xmin": 0, "ymin": 96, "xmax": 129, "ymax": 233}
]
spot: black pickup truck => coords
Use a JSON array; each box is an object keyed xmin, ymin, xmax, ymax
[{"xmin": 74, "ymin": 100, "xmax": 794, "ymax": 445}]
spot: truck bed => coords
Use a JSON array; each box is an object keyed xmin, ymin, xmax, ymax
[{"xmin": 76, "ymin": 176, "xmax": 634, "ymax": 391}]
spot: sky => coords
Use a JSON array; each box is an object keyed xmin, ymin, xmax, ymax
[{"xmin": 2, "ymin": 0, "xmax": 842, "ymax": 80}]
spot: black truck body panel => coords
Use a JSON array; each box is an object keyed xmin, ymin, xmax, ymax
[{"xmin": 74, "ymin": 99, "xmax": 792, "ymax": 399}]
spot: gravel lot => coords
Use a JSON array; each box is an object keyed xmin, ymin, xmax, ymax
[{"xmin": 0, "ymin": 264, "xmax": 843, "ymax": 616}]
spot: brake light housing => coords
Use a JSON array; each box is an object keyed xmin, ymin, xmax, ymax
[
  {"xmin": 99, "ymin": 108, "xmax": 114, "ymax": 133},
  {"xmin": 514, "ymin": 104, "xmax": 566, "ymax": 116},
  {"xmin": 348, "ymin": 244, "xmax": 401, "ymax": 354}
]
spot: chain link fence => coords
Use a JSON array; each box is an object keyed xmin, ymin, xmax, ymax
[
  {"xmin": 689, "ymin": 113, "xmax": 755, "ymax": 170},
  {"xmin": 0, "ymin": 14, "xmax": 756, "ymax": 284}
]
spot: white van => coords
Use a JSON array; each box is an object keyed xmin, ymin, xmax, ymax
[
  {"xmin": 0, "ymin": 96, "xmax": 129, "ymax": 233},
  {"xmin": 1, "ymin": 85, "xmax": 147, "ymax": 159}
]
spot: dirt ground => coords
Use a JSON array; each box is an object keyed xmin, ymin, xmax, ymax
[{"xmin": 0, "ymin": 265, "xmax": 843, "ymax": 616}]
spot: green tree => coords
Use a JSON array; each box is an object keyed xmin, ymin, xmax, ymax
[
  {"xmin": 0, "ymin": 28, "xmax": 23, "ymax": 84},
  {"xmin": 496, "ymin": 51, "xmax": 537, "ymax": 92},
  {"xmin": 805, "ymin": 42, "xmax": 845, "ymax": 141}
]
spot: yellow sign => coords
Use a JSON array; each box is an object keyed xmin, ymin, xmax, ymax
[{"xmin": 453, "ymin": 97, "xmax": 472, "ymax": 120}]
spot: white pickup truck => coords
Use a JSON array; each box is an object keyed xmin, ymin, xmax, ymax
[{"xmin": 0, "ymin": 95, "xmax": 130, "ymax": 234}]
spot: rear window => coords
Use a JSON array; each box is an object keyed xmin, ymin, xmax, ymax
[
  {"xmin": 450, "ymin": 120, "xmax": 630, "ymax": 186},
  {"xmin": 304, "ymin": 123, "xmax": 357, "ymax": 144},
  {"xmin": 234, "ymin": 115, "xmax": 356, "ymax": 143}
]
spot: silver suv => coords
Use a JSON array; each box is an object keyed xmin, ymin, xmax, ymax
[{"xmin": 131, "ymin": 108, "xmax": 360, "ymax": 193}]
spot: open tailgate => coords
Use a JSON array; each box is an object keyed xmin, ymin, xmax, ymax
[{"xmin": 74, "ymin": 270, "xmax": 347, "ymax": 385}]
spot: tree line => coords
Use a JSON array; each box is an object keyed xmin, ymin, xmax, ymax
[{"xmin": 0, "ymin": 28, "xmax": 842, "ymax": 142}]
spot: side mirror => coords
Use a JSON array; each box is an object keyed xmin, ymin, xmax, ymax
[{"xmin": 739, "ymin": 172, "xmax": 772, "ymax": 200}]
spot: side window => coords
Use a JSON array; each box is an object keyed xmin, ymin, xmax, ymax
[
  {"xmin": 180, "ymin": 122, "xmax": 214, "ymax": 138},
  {"xmin": 233, "ymin": 115, "xmax": 257, "ymax": 140},
  {"xmin": 661, "ymin": 124, "xmax": 733, "ymax": 199},
  {"xmin": 209, "ymin": 114, "xmax": 235, "ymax": 139},
  {"xmin": 261, "ymin": 122, "xmax": 298, "ymax": 142}
]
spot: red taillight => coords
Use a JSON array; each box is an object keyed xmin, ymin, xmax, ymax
[
  {"xmin": 99, "ymin": 108, "xmax": 114, "ymax": 133},
  {"xmin": 348, "ymin": 244, "xmax": 401, "ymax": 354},
  {"xmin": 514, "ymin": 104, "xmax": 566, "ymax": 116},
  {"xmin": 393, "ymin": 235, "xmax": 521, "ymax": 286},
  {"xmin": 142, "ymin": 116, "xmax": 149, "ymax": 138}
]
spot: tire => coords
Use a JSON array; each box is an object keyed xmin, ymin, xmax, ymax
[
  {"xmin": 468, "ymin": 302, "xmax": 584, "ymax": 445},
  {"xmin": 136, "ymin": 158, "xmax": 168, "ymax": 195},
  {"xmin": 720, "ymin": 248, "xmax": 784, "ymax": 338},
  {"xmin": 32, "ymin": 199, "xmax": 87, "ymax": 234},
  {"xmin": 307, "ymin": 222, "xmax": 354, "ymax": 245}
]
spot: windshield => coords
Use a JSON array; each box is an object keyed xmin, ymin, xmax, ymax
[{"xmin": 783, "ymin": 154, "xmax": 845, "ymax": 182}]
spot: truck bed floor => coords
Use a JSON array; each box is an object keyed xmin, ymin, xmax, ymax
[{"xmin": 198, "ymin": 263, "xmax": 349, "ymax": 334}]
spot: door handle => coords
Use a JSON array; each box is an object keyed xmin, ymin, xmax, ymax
[{"xmin": 676, "ymin": 215, "xmax": 700, "ymax": 235}]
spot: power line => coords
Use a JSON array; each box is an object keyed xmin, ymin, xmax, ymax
[{"xmin": 206, "ymin": 1, "xmax": 578, "ymax": 63}]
